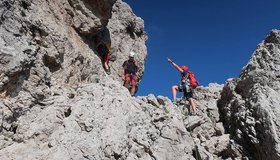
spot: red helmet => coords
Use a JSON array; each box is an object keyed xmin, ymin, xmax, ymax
[{"xmin": 180, "ymin": 65, "xmax": 188, "ymax": 72}]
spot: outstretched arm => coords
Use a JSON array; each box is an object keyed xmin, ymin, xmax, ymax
[{"xmin": 167, "ymin": 58, "xmax": 183, "ymax": 73}]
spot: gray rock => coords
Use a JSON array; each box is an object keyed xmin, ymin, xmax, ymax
[
  {"xmin": 204, "ymin": 134, "xmax": 230, "ymax": 154},
  {"xmin": 185, "ymin": 116, "xmax": 205, "ymax": 131},
  {"xmin": 147, "ymin": 94, "xmax": 159, "ymax": 107},
  {"xmin": 215, "ymin": 122, "xmax": 225, "ymax": 136},
  {"xmin": 219, "ymin": 30, "xmax": 280, "ymax": 160},
  {"xmin": 157, "ymin": 95, "xmax": 173, "ymax": 106},
  {"xmin": 107, "ymin": 0, "xmax": 147, "ymax": 84},
  {"xmin": 1, "ymin": 0, "xmax": 279, "ymax": 159}
]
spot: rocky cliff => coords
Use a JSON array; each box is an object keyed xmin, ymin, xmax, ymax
[
  {"xmin": 0, "ymin": 0, "xmax": 280, "ymax": 160},
  {"xmin": 0, "ymin": 0, "xmax": 147, "ymax": 98},
  {"xmin": 218, "ymin": 30, "xmax": 280, "ymax": 160}
]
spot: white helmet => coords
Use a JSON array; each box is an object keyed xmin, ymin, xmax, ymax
[{"xmin": 129, "ymin": 51, "xmax": 136, "ymax": 57}]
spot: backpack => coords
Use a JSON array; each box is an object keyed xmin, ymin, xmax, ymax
[
  {"xmin": 187, "ymin": 71, "xmax": 199, "ymax": 89},
  {"xmin": 97, "ymin": 43, "xmax": 109, "ymax": 56}
]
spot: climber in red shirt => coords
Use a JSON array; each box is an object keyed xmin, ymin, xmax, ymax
[
  {"xmin": 167, "ymin": 58, "xmax": 198, "ymax": 115},
  {"xmin": 122, "ymin": 51, "xmax": 138, "ymax": 96}
]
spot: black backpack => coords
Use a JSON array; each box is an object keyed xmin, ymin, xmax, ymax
[
  {"xmin": 124, "ymin": 60, "xmax": 137, "ymax": 75},
  {"xmin": 97, "ymin": 43, "xmax": 109, "ymax": 56}
]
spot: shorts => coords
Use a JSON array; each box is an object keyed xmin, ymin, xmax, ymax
[
  {"xmin": 97, "ymin": 44, "xmax": 110, "ymax": 63},
  {"xmin": 178, "ymin": 84, "xmax": 193, "ymax": 99},
  {"xmin": 125, "ymin": 74, "xmax": 137, "ymax": 86}
]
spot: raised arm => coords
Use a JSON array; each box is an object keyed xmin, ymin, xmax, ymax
[{"xmin": 167, "ymin": 58, "xmax": 183, "ymax": 73}]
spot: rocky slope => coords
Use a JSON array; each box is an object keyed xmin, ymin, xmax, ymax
[
  {"xmin": 0, "ymin": 0, "xmax": 280, "ymax": 160},
  {"xmin": 218, "ymin": 30, "xmax": 280, "ymax": 160}
]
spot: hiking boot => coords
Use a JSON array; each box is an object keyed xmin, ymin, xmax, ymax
[
  {"xmin": 105, "ymin": 67, "xmax": 111, "ymax": 75},
  {"xmin": 172, "ymin": 101, "xmax": 177, "ymax": 105},
  {"xmin": 189, "ymin": 111, "xmax": 197, "ymax": 116}
]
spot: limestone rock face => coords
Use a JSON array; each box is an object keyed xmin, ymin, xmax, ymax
[
  {"xmin": 182, "ymin": 84, "xmax": 244, "ymax": 160},
  {"xmin": 0, "ymin": 0, "xmax": 147, "ymax": 99},
  {"xmin": 219, "ymin": 30, "xmax": 280, "ymax": 160},
  {"xmin": 0, "ymin": 79, "xmax": 194, "ymax": 160},
  {"xmin": 1, "ymin": 0, "xmax": 280, "ymax": 159},
  {"xmin": 0, "ymin": 0, "xmax": 197, "ymax": 159},
  {"xmin": 108, "ymin": 0, "xmax": 147, "ymax": 82}
]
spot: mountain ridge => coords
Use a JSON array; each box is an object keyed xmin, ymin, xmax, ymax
[{"xmin": 0, "ymin": 0, "xmax": 280, "ymax": 159}]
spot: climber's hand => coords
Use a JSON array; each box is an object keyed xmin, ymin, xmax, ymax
[{"xmin": 167, "ymin": 58, "xmax": 172, "ymax": 63}]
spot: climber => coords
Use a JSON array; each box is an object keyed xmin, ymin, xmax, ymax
[
  {"xmin": 95, "ymin": 36, "xmax": 111, "ymax": 74},
  {"xmin": 167, "ymin": 58, "xmax": 197, "ymax": 114},
  {"xmin": 122, "ymin": 51, "xmax": 138, "ymax": 96}
]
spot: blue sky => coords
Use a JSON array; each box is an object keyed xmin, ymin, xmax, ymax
[{"xmin": 123, "ymin": 0, "xmax": 280, "ymax": 98}]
